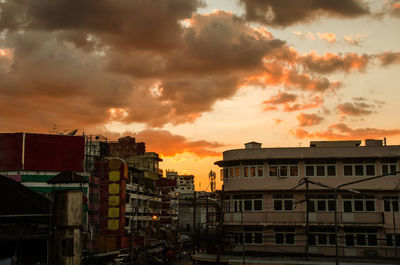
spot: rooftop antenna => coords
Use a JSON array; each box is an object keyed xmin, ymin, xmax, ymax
[
  {"xmin": 50, "ymin": 124, "xmax": 57, "ymax": 134},
  {"xmin": 209, "ymin": 170, "xmax": 216, "ymax": 193}
]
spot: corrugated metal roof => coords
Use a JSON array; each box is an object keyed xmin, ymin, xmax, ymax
[{"xmin": 0, "ymin": 175, "xmax": 50, "ymax": 215}]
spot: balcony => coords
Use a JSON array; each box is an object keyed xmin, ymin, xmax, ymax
[{"xmin": 223, "ymin": 211, "xmax": 384, "ymax": 225}]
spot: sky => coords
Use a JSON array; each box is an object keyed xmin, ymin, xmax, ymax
[{"xmin": 1, "ymin": 0, "xmax": 400, "ymax": 191}]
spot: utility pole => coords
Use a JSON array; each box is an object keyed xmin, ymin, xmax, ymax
[
  {"xmin": 206, "ymin": 194, "xmax": 209, "ymax": 231},
  {"xmin": 242, "ymin": 205, "xmax": 245, "ymax": 265},
  {"xmin": 193, "ymin": 191, "xmax": 197, "ymax": 253},
  {"xmin": 393, "ymin": 200, "xmax": 399, "ymax": 265},
  {"xmin": 130, "ymin": 216, "xmax": 134, "ymax": 265},
  {"xmin": 305, "ymin": 178, "xmax": 309, "ymax": 261},
  {"xmin": 216, "ymin": 186, "xmax": 224, "ymax": 264}
]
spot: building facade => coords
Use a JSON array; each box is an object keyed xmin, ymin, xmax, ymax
[{"xmin": 215, "ymin": 140, "xmax": 400, "ymax": 260}]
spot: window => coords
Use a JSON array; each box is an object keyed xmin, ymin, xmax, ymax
[
  {"xmin": 309, "ymin": 195, "xmax": 335, "ymax": 212},
  {"xmin": 343, "ymin": 160, "xmax": 376, "ymax": 176},
  {"xmin": 254, "ymin": 232, "xmax": 263, "ymax": 244},
  {"xmin": 344, "ymin": 165, "xmax": 353, "ymax": 176},
  {"xmin": 269, "ymin": 166, "xmax": 277, "ymax": 176},
  {"xmin": 290, "ymin": 166, "xmax": 298, "ymax": 176},
  {"xmin": 229, "ymin": 168, "xmax": 234, "ymax": 178},
  {"xmin": 258, "ymin": 166, "xmax": 264, "ymax": 177},
  {"xmin": 382, "ymin": 160, "xmax": 397, "ymax": 175},
  {"xmin": 244, "ymin": 195, "xmax": 263, "ymax": 211},
  {"xmin": 306, "ymin": 166, "xmax": 314, "ymax": 176},
  {"xmin": 280, "ymin": 166, "xmax": 288, "ymax": 177},
  {"xmin": 234, "ymin": 233, "xmax": 243, "ymax": 244},
  {"xmin": 383, "ymin": 196, "xmax": 399, "ymax": 212},
  {"xmin": 268, "ymin": 165, "xmax": 299, "ymax": 177},
  {"xmin": 327, "ymin": 166, "xmax": 336, "ymax": 176},
  {"xmin": 309, "ymin": 227, "xmax": 335, "ymax": 246},
  {"xmin": 243, "ymin": 165, "xmax": 263, "ymax": 177},
  {"xmin": 233, "ymin": 229, "xmax": 263, "ymax": 245},
  {"xmin": 386, "ymin": 234, "xmax": 400, "ymax": 246},
  {"xmin": 254, "ymin": 200, "xmax": 262, "ymax": 211},
  {"xmin": 233, "ymin": 195, "xmax": 243, "ymax": 212},
  {"xmin": 273, "ymin": 194, "xmax": 293, "ymax": 211},
  {"xmin": 235, "ymin": 167, "xmax": 240, "ymax": 178},
  {"xmin": 245, "ymin": 232, "xmax": 253, "ymax": 244},
  {"xmin": 275, "ymin": 227, "xmax": 295, "ymax": 245},
  {"xmin": 244, "ymin": 200, "xmax": 252, "ymax": 211},
  {"xmin": 268, "ymin": 160, "xmax": 298, "ymax": 177},
  {"xmin": 251, "ymin": 167, "xmax": 256, "ymax": 177},
  {"xmin": 223, "ymin": 200, "xmax": 231, "ymax": 213},
  {"xmin": 366, "ymin": 165, "xmax": 375, "ymax": 175},
  {"xmin": 342, "ymin": 195, "xmax": 375, "ymax": 212},
  {"xmin": 223, "ymin": 168, "xmax": 229, "ymax": 179},
  {"xmin": 234, "ymin": 194, "xmax": 262, "ymax": 212},
  {"xmin": 344, "ymin": 228, "xmax": 378, "ymax": 246},
  {"xmin": 243, "ymin": 167, "xmax": 249, "ymax": 177},
  {"xmin": 305, "ymin": 160, "xmax": 336, "ymax": 177}
]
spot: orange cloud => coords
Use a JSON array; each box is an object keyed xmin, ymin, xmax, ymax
[
  {"xmin": 291, "ymin": 30, "xmax": 316, "ymax": 40},
  {"xmin": 344, "ymin": 32, "xmax": 368, "ymax": 46},
  {"xmin": 257, "ymin": 62, "xmax": 341, "ymax": 92},
  {"xmin": 317, "ymin": 32, "xmax": 336, "ymax": 43},
  {"xmin": 132, "ymin": 129, "xmax": 225, "ymax": 157},
  {"xmin": 299, "ymin": 52, "xmax": 370, "ymax": 74},
  {"xmin": 284, "ymin": 96, "xmax": 324, "ymax": 112},
  {"xmin": 297, "ymin": 113, "xmax": 324, "ymax": 127},
  {"xmin": 263, "ymin": 92, "xmax": 324, "ymax": 112},
  {"xmin": 102, "ymin": 129, "xmax": 225, "ymax": 157},
  {"xmin": 292, "ymin": 123, "xmax": 400, "ymax": 139}
]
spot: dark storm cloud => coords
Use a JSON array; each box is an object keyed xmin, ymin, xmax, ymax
[
  {"xmin": 0, "ymin": 0, "xmax": 203, "ymax": 51},
  {"xmin": 0, "ymin": 0, "xmax": 389, "ymax": 135},
  {"xmin": 239, "ymin": 0, "xmax": 369, "ymax": 27}
]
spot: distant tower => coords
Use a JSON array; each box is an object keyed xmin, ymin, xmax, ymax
[{"xmin": 209, "ymin": 170, "xmax": 216, "ymax": 193}]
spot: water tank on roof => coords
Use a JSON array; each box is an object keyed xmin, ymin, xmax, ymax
[{"xmin": 244, "ymin": 142, "xmax": 262, "ymax": 149}]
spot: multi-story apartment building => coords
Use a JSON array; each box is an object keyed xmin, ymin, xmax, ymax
[
  {"xmin": 166, "ymin": 171, "xmax": 195, "ymax": 194},
  {"xmin": 215, "ymin": 140, "xmax": 400, "ymax": 260},
  {"xmin": 156, "ymin": 177, "xmax": 179, "ymax": 229}
]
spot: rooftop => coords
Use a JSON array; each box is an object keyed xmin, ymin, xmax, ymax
[{"xmin": 215, "ymin": 140, "xmax": 400, "ymax": 166}]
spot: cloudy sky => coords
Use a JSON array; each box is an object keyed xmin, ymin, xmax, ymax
[{"xmin": 1, "ymin": 0, "xmax": 400, "ymax": 190}]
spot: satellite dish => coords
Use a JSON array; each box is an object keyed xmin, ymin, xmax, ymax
[{"xmin": 66, "ymin": 129, "xmax": 78, "ymax": 136}]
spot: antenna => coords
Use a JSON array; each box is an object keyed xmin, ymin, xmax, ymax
[
  {"xmin": 49, "ymin": 124, "xmax": 57, "ymax": 134},
  {"xmin": 209, "ymin": 170, "xmax": 216, "ymax": 193}
]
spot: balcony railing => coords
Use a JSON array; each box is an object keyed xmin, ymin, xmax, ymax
[{"xmin": 223, "ymin": 211, "xmax": 384, "ymax": 225}]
